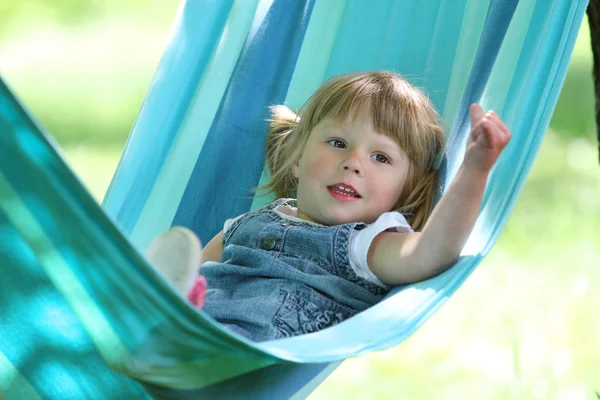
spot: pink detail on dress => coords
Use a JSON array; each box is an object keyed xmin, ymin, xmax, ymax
[{"xmin": 187, "ymin": 276, "xmax": 207, "ymax": 308}]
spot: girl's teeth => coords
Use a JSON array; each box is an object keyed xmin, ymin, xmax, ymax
[
  {"xmin": 332, "ymin": 186, "xmax": 358, "ymax": 197},
  {"xmin": 336, "ymin": 185, "xmax": 355, "ymax": 193}
]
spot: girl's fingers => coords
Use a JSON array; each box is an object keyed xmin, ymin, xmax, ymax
[
  {"xmin": 469, "ymin": 104, "xmax": 484, "ymax": 128},
  {"xmin": 487, "ymin": 112, "xmax": 511, "ymax": 135},
  {"xmin": 480, "ymin": 117, "xmax": 513, "ymax": 155},
  {"xmin": 470, "ymin": 106, "xmax": 512, "ymax": 153},
  {"xmin": 478, "ymin": 119, "xmax": 494, "ymax": 148}
]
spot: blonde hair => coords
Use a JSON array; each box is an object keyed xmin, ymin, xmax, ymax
[{"xmin": 262, "ymin": 71, "xmax": 445, "ymax": 231}]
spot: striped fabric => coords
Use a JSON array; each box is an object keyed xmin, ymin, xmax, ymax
[{"xmin": 0, "ymin": 0, "xmax": 587, "ymax": 398}]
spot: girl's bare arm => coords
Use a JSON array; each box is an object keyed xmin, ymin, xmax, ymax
[
  {"xmin": 369, "ymin": 104, "xmax": 511, "ymax": 285},
  {"xmin": 201, "ymin": 230, "xmax": 224, "ymax": 263}
]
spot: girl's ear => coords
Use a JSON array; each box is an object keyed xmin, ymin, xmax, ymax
[{"xmin": 292, "ymin": 159, "xmax": 300, "ymax": 179}]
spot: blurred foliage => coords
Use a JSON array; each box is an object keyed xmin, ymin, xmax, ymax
[
  {"xmin": 0, "ymin": 0, "xmax": 176, "ymax": 37},
  {"xmin": 0, "ymin": 1, "xmax": 137, "ymax": 22},
  {"xmin": 0, "ymin": 0, "xmax": 93, "ymax": 25},
  {"xmin": 551, "ymin": 58, "xmax": 596, "ymax": 140},
  {"xmin": 0, "ymin": 0, "xmax": 87, "ymax": 24},
  {"xmin": 551, "ymin": 16, "xmax": 596, "ymax": 141},
  {"xmin": 0, "ymin": 2, "xmax": 178, "ymax": 147}
]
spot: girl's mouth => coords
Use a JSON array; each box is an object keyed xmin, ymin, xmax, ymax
[{"xmin": 327, "ymin": 185, "xmax": 361, "ymax": 202}]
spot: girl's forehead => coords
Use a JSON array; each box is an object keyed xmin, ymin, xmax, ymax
[
  {"xmin": 315, "ymin": 114, "xmax": 384, "ymax": 138},
  {"xmin": 316, "ymin": 112, "xmax": 375, "ymax": 131}
]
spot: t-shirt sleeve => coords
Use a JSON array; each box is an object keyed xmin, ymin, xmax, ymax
[
  {"xmin": 223, "ymin": 214, "xmax": 244, "ymax": 234},
  {"xmin": 349, "ymin": 212, "xmax": 414, "ymax": 288}
]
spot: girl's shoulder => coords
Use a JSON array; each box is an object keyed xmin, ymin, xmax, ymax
[
  {"xmin": 361, "ymin": 211, "xmax": 413, "ymax": 234},
  {"xmin": 223, "ymin": 198, "xmax": 295, "ymax": 231}
]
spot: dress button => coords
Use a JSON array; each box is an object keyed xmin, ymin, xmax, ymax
[
  {"xmin": 263, "ymin": 237, "xmax": 276, "ymax": 250},
  {"xmin": 280, "ymin": 221, "xmax": 291, "ymax": 226}
]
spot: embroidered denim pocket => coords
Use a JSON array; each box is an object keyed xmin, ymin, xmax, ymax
[{"xmin": 273, "ymin": 289, "xmax": 356, "ymax": 339}]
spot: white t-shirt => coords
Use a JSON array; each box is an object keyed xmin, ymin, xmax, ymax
[{"xmin": 223, "ymin": 204, "xmax": 413, "ymax": 289}]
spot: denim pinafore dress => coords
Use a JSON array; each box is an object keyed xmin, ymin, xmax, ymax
[{"xmin": 199, "ymin": 198, "xmax": 389, "ymax": 342}]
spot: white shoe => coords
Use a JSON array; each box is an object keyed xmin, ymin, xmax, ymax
[{"xmin": 146, "ymin": 226, "xmax": 202, "ymax": 296}]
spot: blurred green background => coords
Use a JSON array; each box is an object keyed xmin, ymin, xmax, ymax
[{"xmin": 1, "ymin": 2, "xmax": 599, "ymax": 399}]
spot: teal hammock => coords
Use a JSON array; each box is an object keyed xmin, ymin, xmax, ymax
[{"xmin": 0, "ymin": 0, "xmax": 587, "ymax": 398}]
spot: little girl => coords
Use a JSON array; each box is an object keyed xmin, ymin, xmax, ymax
[{"xmin": 146, "ymin": 71, "xmax": 511, "ymax": 342}]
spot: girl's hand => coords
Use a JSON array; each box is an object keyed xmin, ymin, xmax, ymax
[{"xmin": 464, "ymin": 104, "xmax": 511, "ymax": 173}]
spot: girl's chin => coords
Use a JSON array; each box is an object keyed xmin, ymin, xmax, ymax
[
  {"xmin": 325, "ymin": 210, "xmax": 367, "ymax": 225},
  {"xmin": 298, "ymin": 203, "xmax": 371, "ymax": 225}
]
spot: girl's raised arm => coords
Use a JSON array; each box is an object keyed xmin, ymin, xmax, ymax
[{"xmin": 368, "ymin": 104, "xmax": 511, "ymax": 285}]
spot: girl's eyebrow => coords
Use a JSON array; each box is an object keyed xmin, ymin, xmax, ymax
[
  {"xmin": 322, "ymin": 128, "xmax": 347, "ymax": 138},
  {"xmin": 371, "ymin": 135, "xmax": 402, "ymax": 153}
]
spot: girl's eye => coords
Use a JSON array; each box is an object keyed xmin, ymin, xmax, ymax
[
  {"xmin": 373, "ymin": 154, "xmax": 390, "ymax": 164},
  {"xmin": 328, "ymin": 139, "xmax": 346, "ymax": 148}
]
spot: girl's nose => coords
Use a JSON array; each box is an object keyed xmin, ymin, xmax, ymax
[
  {"xmin": 343, "ymin": 165, "xmax": 361, "ymax": 174},
  {"xmin": 342, "ymin": 152, "xmax": 362, "ymax": 176}
]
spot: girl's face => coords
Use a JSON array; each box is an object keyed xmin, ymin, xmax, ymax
[{"xmin": 293, "ymin": 113, "xmax": 411, "ymax": 225}]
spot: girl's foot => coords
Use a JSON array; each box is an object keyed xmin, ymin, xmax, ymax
[
  {"xmin": 187, "ymin": 276, "xmax": 208, "ymax": 308},
  {"xmin": 146, "ymin": 227, "xmax": 204, "ymax": 305}
]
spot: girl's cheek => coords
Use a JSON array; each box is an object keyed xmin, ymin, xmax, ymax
[{"xmin": 309, "ymin": 154, "xmax": 331, "ymax": 173}]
